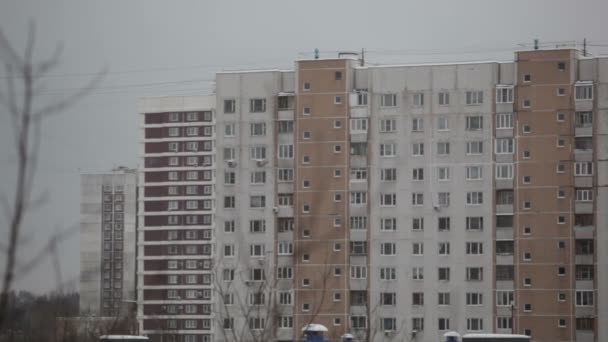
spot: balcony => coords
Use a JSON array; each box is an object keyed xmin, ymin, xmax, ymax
[
  {"xmin": 495, "ymin": 280, "xmax": 514, "ymax": 290},
  {"xmin": 574, "ymin": 137, "xmax": 593, "ymax": 161},
  {"xmin": 575, "ymin": 254, "xmax": 594, "ymax": 265},
  {"xmin": 350, "ymin": 130, "xmax": 368, "ymax": 143},
  {"xmin": 574, "ymin": 225, "xmax": 594, "ymax": 239},
  {"xmin": 495, "ymin": 179, "xmax": 513, "ymax": 190},
  {"xmin": 575, "ymin": 200, "xmax": 593, "ymax": 214},
  {"xmin": 574, "ymin": 176, "xmax": 593, "ymax": 188},
  {"xmin": 350, "ymin": 106, "xmax": 369, "ymax": 118},
  {"xmin": 496, "ymin": 227, "xmax": 514, "ymax": 240},
  {"xmin": 575, "ymin": 280, "xmax": 594, "ymax": 290},
  {"xmin": 575, "ymin": 331, "xmax": 594, "ymax": 342},
  {"xmin": 277, "ymin": 94, "xmax": 294, "ymax": 120},
  {"xmin": 276, "ymin": 206, "xmax": 294, "ymax": 218}
]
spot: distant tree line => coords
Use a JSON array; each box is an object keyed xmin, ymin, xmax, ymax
[{"xmin": 0, "ymin": 291, "xmax": 79, "ymax": 342}]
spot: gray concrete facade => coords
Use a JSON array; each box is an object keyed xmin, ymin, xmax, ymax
[{"xmin": 80, "ymin": 169, "xmax": 137, "ymax": 317}]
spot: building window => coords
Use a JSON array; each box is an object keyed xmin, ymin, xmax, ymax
[
  {"xmin": 250, "ymin": 195, "xmax": 266, "ymax": 208},
  {"xmin": 495, "ymin": 138, "xmax": 514, "ymax": 154},
  {"xmin": 438, "ymin": 292, "xmax": 450, "ymax": 306},
  {"xmin": 379, "ymin": 143, "xmax": 396, "ymax": 157},
  {"xmin": 412, "ymin": 242, "xmax": 424, "ymax": 256},
  {"xmin": 466, "ymin": 267, "xmax": 483, "ymax": 281},
  {"xmin": 496, "ymin": 113, "xmax": 513, "ymax": 129},
  {"xmin": 380, "ymin": 243, "xmax": 396, "ymax": 256},
  {"xmin": 466, "ymin": 141, "xmax": 483, "ymax": 155},
  {"xmin": 223, "ymin": 99, "xmax": 236, "ymax": 113},
  {"xmin": 437, "ymin": 142, "xmax": 450, "ymax": 156},
  {"xmin": 438, "ymin": 242, "xmax": 450, "ymax": 256},
  {"xmin": 380, "ymin": 193, "xmax": 396, "ymax": 206},
  {"xmin": 380, "ymin": 168, "xmax": 395, "ymax": 182},
  {"xmin": 438, "ymin": 318, "xmax": 450, "ymax": 331},
  {"xmin": 250, "ymin": 98, "xmax": 266, "ymax": 112},
  {"xmin": 413, "ymin": 93, "xmax": 424, "ymax": 106},
  {"xmin": 466, "ymin": 166, "xmax": 483, "ymax": 180},
  {"xmin": 250, "ymin": 122, "xmax": 266, "ymax": 136},
  {"xmin": 438, "ymin": 217, "xmax": 450, "ymax": 231},
  {"xmin": 350, "ymin": 191, "xmax": 367, "ymax": 205},
  {"xmin": 380, "ymin": 94, "xmax": 397, "ymax": 107},
  {"xmin": 438, "ymin": 92, "xmax": 449, "ymax": 105},
  {"xmin": 350, "ymin": 216, "xmax": 367, "ymax": 230},
  {"xmin": 412, "ymin": 118, "xmax": 424, "ymax": 132},
  {"xmin": 277, "ymin": 168, "xmax": 294, "ymax": 182},
  {"xmin": 412, "ymin": 193, "xmax": 423, "ymax": 206},
  {"xmin": 467, "ymin": 318, "xmax": 483, "ymax": 332},
  {"xmin": 278, "ymin": 144, "xmax": 294, "ymax": 159},
  {"xmin": 250, "ymin": 171, "xmax": 266, "ymax": 185},
  {"xmin": 380, "ymin": 267, "xmax": 396, "ymax": 280},
  {"xmin": 412, "ymin": 318, "xmax": 424, "ymax": 331},
  {"xmin": 496, "ymin": 163, "xmax": 513, "ymax": 179},
  {"xmin": 350, "ymin": 266, "xmax": 367, "ymax": 279},
  {"xmin": 466, "ymin": 242, "xmax": 483, "ymax": 255},
  {"xmin": 350, "ymin": 118, "xmax": 368, "ymax": 132},
  {"xmin": 277, "ymin": 241, "xmax": 293, "ymax": 255},
  {"xmin": 466, "ymin": 116, "xmax": 483, "ymax": 130},
  {"xmin": 412, "ymin": 143, "xmax": 424, "ymax": 156},
  {"xmin": 381, "ymin": 292, "xmax": 397, "ymax": 306},
  {"xmin": 575, "ymin": 84, "xmax": 593, "ymax": 100},
  {"xmin": 249, "ymin": 219, "xmax": 266, "ymax": 233},
  {"xmin": 356, "ymin": 92, "xmax": 368, "ymax": 106},
  {"xmin": 224, "ymin": 196, "xmax": 235, "ymax": 209},
  {"xmin": 437, "ymin": 116, "xmax": 449, "ymax": 131},
  {"xmin": 278, "ymin": 120, "xmax": 294, "ymax": 133},
  {"xmin": 496, "ymin": 86, "xmax": 514, "ymax": 103},
  {"xmin": 575, "ymin": 162, "xmax": 593, "ymax": 176},
  {"xmin": 380, "ymin": 218, "xmax": 397, "ymax": 231},
  {"xmin": 379, "ymin": 118, "xmax": 396, "ymax": 133},
  {"xmin": 466, "ymin": 91, "xmax": 483, "ymax": 105},
  {"xmin": 438, "ymin": 192, "xmax": 450, "ymax": 207},
  {"xmin": 350, "ymin": 168, "xmax": 367, "ymax": 182},
  {"xmin": 381, "ymin": 318, "xmax": 397, "ymax": 332}
]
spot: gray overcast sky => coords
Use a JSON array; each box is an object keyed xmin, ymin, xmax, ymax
[{"xmin": 1, "ymin": 0, "xmax": 607, "ymax": 294}]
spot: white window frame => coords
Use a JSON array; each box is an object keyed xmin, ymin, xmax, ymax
[
  {"xmin": 495, "ymin": 163, "xmax": 513, "ymax": 180},
  {"xmin": 466, "ymin": 90, "xmax": 483, "ymax": 105},
  {"xmin": 466, "ymin": 141, "xmax": 483, "ymax": 155},
  {"xmin": 380, "ymin": 93, "xmax": 397, "ymax": 107},
  {"xmin": 379, "ymin": 118, "xmax": 397, "ymax": 133},
  {"xmin": 496, "ymin": 86, "xmax": 514, "ymax": 103},
  {"xmin": 350, "ymin": 118, "xmax": 368, "ymax": 133},
  {"xmin": 379, "ymin": 143, "xmax": 396, "ymax": 157}
]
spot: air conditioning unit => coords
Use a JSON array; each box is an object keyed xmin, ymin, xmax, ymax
[
  {"xmin": 433, "ymin": 204, "xmax": 440, "ymax": 211},
  {"xmin": 226, "ymin": 160, "xmax": 237, "ymax": 168},
  {"xmin": 384, "ymin": 331, "xmax": 394, "ymax": 337},
  {"xmin": 272, "ymin": 207, "xmax": 279, "ymax": 213},
  {"xmin": 256, "ymin": 159, "xmax": 268, "ymax": 166}
]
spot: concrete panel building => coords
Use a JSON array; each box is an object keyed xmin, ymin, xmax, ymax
[
  {"xmin": 80, "ymin": 168, "xmax": 137, "ymax": 317},
  {"xmin": 138, "ymin": 47, "xmax": 607, "ymax": 342},
  {"xmin": 137, "ymin": 96, "xmax": 216, "ymax": 342}
]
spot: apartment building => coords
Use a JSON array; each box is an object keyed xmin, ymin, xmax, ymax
[
  {"xmin": 80, "ymin": 168, "xmax": 137, "ymax": 317},
  {"xmin": 138, "ymin": 96, "xmax": 216, "ymax": 342},
  {"xmin": 139, "ymin": 48, "xmax": 607, "ymax": 342}
]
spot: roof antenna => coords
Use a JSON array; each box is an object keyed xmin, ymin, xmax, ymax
[
  {"xmin": 360, "ymin": 48, "xmax": 365, "ymax": 66},
  {"xmin": 583, "ymin": 38, "xmax": 587, "ymax": 57},
  {"xmin": 314, "ymin": 48, "xmax": 319, "ymax": 59}
]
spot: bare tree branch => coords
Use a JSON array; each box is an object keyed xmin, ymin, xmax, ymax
[{"xmin": 0, "ymin": 22, "xmax": 104, "ymax": 328}]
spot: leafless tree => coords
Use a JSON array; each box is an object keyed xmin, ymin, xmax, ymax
[
  {"xmin": 0, "ymin": 21, "xmax": 104, "ymax": 328},
  {"xmin": 212, "ymin": 257, "xmax": 280, "ymax": 342}
]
